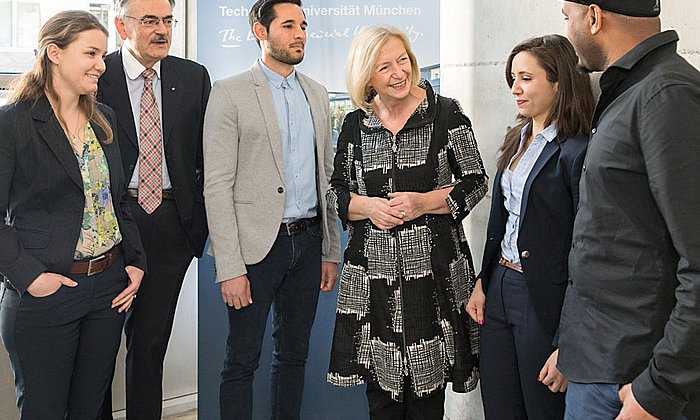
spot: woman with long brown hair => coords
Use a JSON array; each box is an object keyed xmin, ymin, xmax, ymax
[
  {"xmin": 466, "ymin": 34, "xmax": 595, "ymax": 419},
  {"xmin": 0, "ymin": 10, "xmax": 145, "ymax": 419}
]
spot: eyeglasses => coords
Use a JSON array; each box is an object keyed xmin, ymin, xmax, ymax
[{"xmin": 123, "ymin": 15, "xmax": 178, "ymax": 28}]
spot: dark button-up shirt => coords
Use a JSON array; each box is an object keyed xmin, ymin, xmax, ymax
[{"xmin": 558, "ymin": 30, "xmax": 700, "ymax": 419}]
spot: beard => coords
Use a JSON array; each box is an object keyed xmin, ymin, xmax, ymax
[
  {"xmin": 267, "ymin": 42, "xmax": 304, "ymax": 66},
  {"xmin": 572, "ymin": 35, "xmax": 607, "ymax": 73}
]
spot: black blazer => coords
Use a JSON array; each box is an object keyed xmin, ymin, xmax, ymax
[
  {"xmin": 0, "ymin": 96, "xmax": 146, "ymax": 294},
  {"xmin": 97, "ymin": 51, "xmax": 211, "ymax": 257},
  {"xmin": 480, "ymin": 134, "xmax": 587, "ymax": 336}
]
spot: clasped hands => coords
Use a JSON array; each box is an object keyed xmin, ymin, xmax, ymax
[{"xmin": 365, "ymin": 192, "xmax": 423, "ymax": 230}]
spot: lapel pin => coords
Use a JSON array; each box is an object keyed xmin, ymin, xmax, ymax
[{"xmin": 171, "ymin": 86, "xmax": 176, "ymax": 91}]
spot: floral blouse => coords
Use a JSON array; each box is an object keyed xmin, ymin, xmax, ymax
[{"xmin": 71, "ymin": 122, "xmax": 121, "ymax": 260}]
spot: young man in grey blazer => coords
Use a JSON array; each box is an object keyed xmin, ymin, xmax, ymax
[{"xmin": 203, "ymin": 0, "xmax": 341, "ymax": 418}]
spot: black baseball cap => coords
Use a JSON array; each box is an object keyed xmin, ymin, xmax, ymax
[{"xmin": 566, "ymin": 0, "xmax": 660, "ymax": 17}]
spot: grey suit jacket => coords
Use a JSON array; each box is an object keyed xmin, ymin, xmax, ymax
[{"xmin": 203, "ymin": 61, "xmax": 341, "ymax": 282}]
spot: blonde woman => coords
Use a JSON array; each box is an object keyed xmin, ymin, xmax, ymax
[{"xmin": 327, "ymin": 24, "xmax": 486, "ymax": 419}]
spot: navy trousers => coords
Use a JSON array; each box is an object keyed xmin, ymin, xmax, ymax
[
  {"xmin": 1, "ymin": 256, "xmax": 127, "ymax": 420},
  {"xmin": 479, "ymin": 264, "xmax": 565, "ymax": 419},
  {"xmin": 219, "ymin": 220, "xmax": 323, "ymax": 420},
  {"xmin": 102, "ymin": 198, "xmax": 194, "ymax": 420}
]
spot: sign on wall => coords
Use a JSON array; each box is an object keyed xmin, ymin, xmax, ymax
[{"xmin": 197, "ymin": 1, "xmax": 440, "ymax": 92}]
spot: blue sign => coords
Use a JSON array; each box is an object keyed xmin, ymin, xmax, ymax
[{"xmin": 197, "ymin": 1, "xmax": 440, "ymax": 91}]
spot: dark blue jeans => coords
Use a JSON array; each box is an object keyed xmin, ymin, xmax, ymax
[
  {"xmin": 0, "ymin": 256, "xmax": 127, "ymax": 420},
  {"xmin": 565, "ymin": 382, "xmax": 688, "ymax": 420},
  {"xmin": 219, "ymin": 221, "xmax": 323, "ymax": 420},
  {"xmin": 565, "ymin": 382, "xmax": 620, "ymax": 420}
]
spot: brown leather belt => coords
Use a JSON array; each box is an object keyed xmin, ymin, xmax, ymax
[
  {"xmin": 279, "ymin": 217, "xmax": 319, "ymax": 236},
  {"xmin": 70, "ymin": 247, "xmax": 121, "ymax": 276},
  {"xmin": 499, "ymin": 257, "xmax": 523, "ymax": 273},
  {"xmin": 126, "ymin": 189, "xmax": 175, "ymax": 200}
]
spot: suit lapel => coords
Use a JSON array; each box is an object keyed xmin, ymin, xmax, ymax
[
  {"xmin": 33, "ymin": 97, "xmax": 83, "ymax": 190},
  {"xmin": 519, "ymin": 139, "xmax": 559, "ymax": 229},
  {"xmin": 251, "ymin": 63, "xmax": 285, "ymax": 180},
  {"xmin": 160, "ymin": 57, "xmax": 183, "ymax": 147},
  {"xmin": 101, "ymin": 52, "xmax": 138, "ymax": 148}
]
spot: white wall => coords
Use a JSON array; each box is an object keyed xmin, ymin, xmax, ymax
[{"xmin": 440, "ymin": 1, "xmax": 700, "ymax": 418}]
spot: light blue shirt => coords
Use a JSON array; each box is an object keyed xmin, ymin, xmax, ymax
[
  {"xmin": 500, "ymin": 123, "xmax": 557, "ymax": 264},
  {"xmin": 121, "ymin": 46, "xmax": 172, "ymax": 189},
  {"xmin": 259, "ymin": 59, "xmax": 317, "ymax": 222}
]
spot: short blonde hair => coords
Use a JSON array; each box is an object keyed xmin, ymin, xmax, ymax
[{"xmin": 346, "ymin": 25, "xmax": 420, "ymax": 112}]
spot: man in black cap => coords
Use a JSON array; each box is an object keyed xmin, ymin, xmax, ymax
[{"xmin": 559, "ymin": 1, "xmax": 700, "ymax": 419}]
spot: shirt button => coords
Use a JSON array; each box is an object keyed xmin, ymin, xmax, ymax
[
  {"xmin": 278, "ymin": 187, "xmax": 284, "ymax": 194},
  {"xmin": 568, "ymin": 279, "xmax": 574, "ymax": 285},
  {"xmin": 591, "ymin": 127, "xmax": 597, "ymax": 134},
  {"xmin": 520, "ymin": 250, "xmax": 530, "ymax": 259}
]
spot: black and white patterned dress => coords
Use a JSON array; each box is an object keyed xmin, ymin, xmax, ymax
[{"xmin": 327, "ymin": 81, "xmax": 486, "ymax": 401}]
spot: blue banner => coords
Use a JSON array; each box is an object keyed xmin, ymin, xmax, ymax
[{"xmin": 197, "ymin": 1, "xmax": 440, "ymax": 91}]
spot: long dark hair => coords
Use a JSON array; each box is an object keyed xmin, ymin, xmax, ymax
[
  {"xmin": 8, "ymin": 10, "xmax": 113, "ymax": 143},
  {"xmin": 497, "ymin": 34, "xmax": 595, "ymax": 171}
]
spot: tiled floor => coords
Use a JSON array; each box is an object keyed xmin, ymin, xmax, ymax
[{"xmin": 163, "ymin": 408, "xmax": 197, "ymax": 419}]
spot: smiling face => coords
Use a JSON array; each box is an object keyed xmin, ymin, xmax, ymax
[
  {"xmin": 510, "ymin": 51, "xmax": 558, "ymax": 126},
  {"xmin": 115, "ymin": 0, "xmax": 173, "ymax": 68},
  {"xmin": 50, "ymin": 29, "xmax": 107, "ymax": 96},
  {"xmin": 256, "ymin": 3, "xmax": 307, "ymax": 75},
  {"xmin": 369, "ymin": 36, "xmax": 413, "ymax": 105}
]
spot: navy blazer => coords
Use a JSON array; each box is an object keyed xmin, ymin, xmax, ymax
[
  {"xmin": 97, "ymin": 51, "xmax": 211, "ymax": 257},
  {"xmin": 479, "ymin": 134, "xmax": 587, "ymax": 336},
  {"xmin": 0, "ymin": 96, "xmax": 146, "ymax": 294}
]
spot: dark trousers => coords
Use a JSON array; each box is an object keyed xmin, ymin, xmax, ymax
[
  {"xmin": 480, "ymin": 264, "xmax": 565, "ymax": 420},
  {"xmin": 102, "ymin": 199, "xmax": 194, "ymax": 420},
  {"xmin": 0, "ymin": 256, "xmax": 127, "ymax": 420},
  {"xmin": 219, "ymin": 221, "xmax": 323, "ymax": 420},
  {"xmin": 365, "ymin": 382, "xmax": 445, "ymax": 420}
]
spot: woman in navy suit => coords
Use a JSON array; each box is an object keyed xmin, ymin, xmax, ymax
[
  {"xmin": 466, "ymin": 35, "xmax": 595, "ymax": 419},
  {"xmin": 0, "ymin": 11, "xmax": 145, "ymax": 419}
]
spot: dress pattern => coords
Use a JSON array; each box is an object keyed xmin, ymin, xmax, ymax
[{"xmin": 327, "ymin": 81, "xmax": 487, "ymax": 401}]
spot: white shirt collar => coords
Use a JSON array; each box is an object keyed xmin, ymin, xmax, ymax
[
  {"xmin": 121, "ymin": 45, "xmax": 162, "ymax": 81},
  {"xmin": 519, "ymin": 122, "xmax": 558, "ymax": 144}
]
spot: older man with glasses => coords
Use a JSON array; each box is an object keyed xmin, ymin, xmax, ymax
[{"xmin": 97, "ymin": 0, "xmax": 211, "ymax": 418}]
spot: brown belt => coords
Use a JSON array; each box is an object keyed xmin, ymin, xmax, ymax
[
  {"xmin": 70, "ymin": 247, "xmax": 121, "ymax": 276},
  {"xmin": 125, "ymin": 189, "xmax": 175, "ymax": 200},
  {"xmin": 498, "ymin": 257, "xmax": 523, "ymax": 273}
]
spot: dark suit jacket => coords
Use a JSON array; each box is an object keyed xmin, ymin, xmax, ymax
[
  {"xmin": 97, "ymin": 51, "xmax": 211, "ymax": 257},
  {"xmin": 0, "ymin": 96, "xmax": 146, "ymax": 295},
  {"xmin": 479, "ymin": 134, "xmax": 587, "ymax": 336}
]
